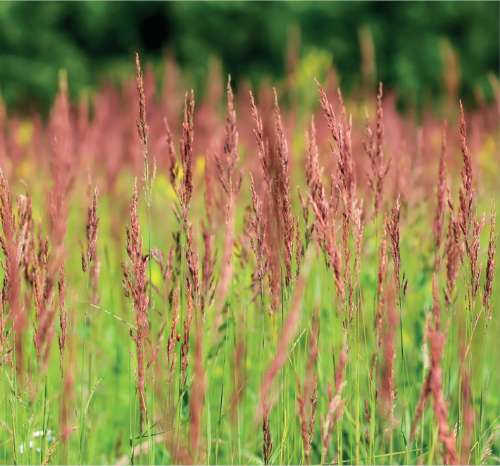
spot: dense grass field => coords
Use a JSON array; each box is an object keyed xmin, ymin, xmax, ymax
[{"xmin": 0, "ymin": 55, "xmax": 498, "ymax": 465}]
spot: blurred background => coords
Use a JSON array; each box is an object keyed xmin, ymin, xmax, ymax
[{"xmin": 0, "ymin": 1, "xmax": 498, "ymax": 113}]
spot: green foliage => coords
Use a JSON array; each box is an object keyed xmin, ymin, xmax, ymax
[{"xmin": 0, "ymin": 2, "xmax": 498, "ymax": 110}]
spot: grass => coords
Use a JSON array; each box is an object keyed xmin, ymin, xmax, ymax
[{"xmin": 0, "ymin": 54, "xmax": 499, "ymax": 465}]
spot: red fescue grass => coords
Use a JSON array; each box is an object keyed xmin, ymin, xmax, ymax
[
  {"xmin": 428, "ymin": 284, "xmax": 458, "ymax": 465},
  {"xmin": 483, "ymin": 208, "xmax": 496, "ymax": 318},
  {"xmin": 365, "ymin": 83, "xmax": 390, "ymax": 218},
  {"xmin": 321, "ymin": 334, "xmax": 347, "ymax": 464},
  {"xmin": 0, "ymin": 170, "xmax": 24, "ymax": 375},
  {"xmin": 124, "ymin": 180, "xmax": 150, "ymax": 429},
  {"xmin": 82, "ymin": 188, "xmax": 99, "ymax": 306},
  {"xmin": 214, "ymin": 78, "xmax": 240, "ymax": 316},
  {"xmin": 296, "ymin": 308, "xmax": 319, "ymax": 464},
  {"xmin": 0, "ymin": 51, "xmax": 497, "ymax": 465},
  {"xmin": 379, "ymin": 280, "xmax": 397, "ymax": 431},
  {"xmin": 259, "ymin": 249, "xmax": 309, "ymax": 420}
]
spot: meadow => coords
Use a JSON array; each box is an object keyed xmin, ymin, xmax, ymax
[{"xmin": 0, "ymin": 53, "xmax": 498, "ymax": 465}]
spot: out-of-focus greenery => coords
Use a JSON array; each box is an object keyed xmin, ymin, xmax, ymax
[{"xmin": 0, "ymin": 1, "xmax": 498, "ymax": 111}]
